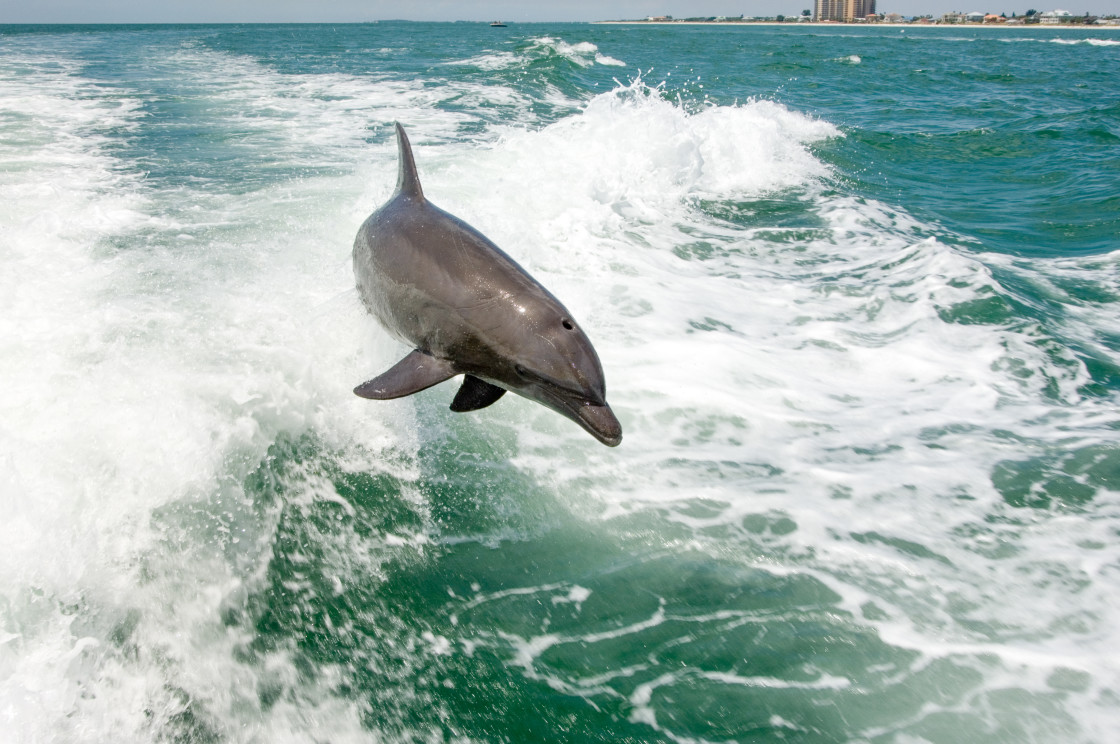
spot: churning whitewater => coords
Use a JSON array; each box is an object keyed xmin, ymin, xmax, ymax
[{"xmin": 1, "ymin": 22, "xmax": 1119, "ymax": 744}]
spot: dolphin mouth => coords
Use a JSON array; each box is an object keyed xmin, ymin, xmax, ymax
[
  {"xmin": 509, "ymin": 371, "xmax": 621, "ymax": 446},
  {"xmin": 511, "ymin": 376, "xmax": 622, "ymax": 447},
  {"xmin": 573, "ymin": 401, "xmax": 623, "ymax": 447}
]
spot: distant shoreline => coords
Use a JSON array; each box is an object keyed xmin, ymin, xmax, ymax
[{"xmin": 592, "ymin": 20, "xmax": 1120, "ymax": 29}]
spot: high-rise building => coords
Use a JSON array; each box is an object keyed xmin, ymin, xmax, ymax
[
  {"xmin": 814, "ymin": 0, "xmax": 846, "ymax": 21},
  {"xmin": 815, "ymin": 0, "xmax": 876, "ymax": 21},
  {"xmin": 848, "ymin": 0, "xmax": 876, "ymax": 19}
]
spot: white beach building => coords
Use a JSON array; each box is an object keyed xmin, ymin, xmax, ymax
[{"xmin": 1040, "ymin": 9, "xmax": 1072, "ymax": 23}]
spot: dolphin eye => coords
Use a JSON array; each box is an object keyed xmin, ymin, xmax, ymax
[
  {"xmin": 514, "ymin": 364, "xmax": 528, "ymax": 378},
  {"xmin": 561, "ymin": 319, "xmax": 574, "ymax": 330}
]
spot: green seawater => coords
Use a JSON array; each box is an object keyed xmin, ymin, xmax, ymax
[{"xmin": 1, "ymin": 21, "xmax": 1118, "ymax": 743}]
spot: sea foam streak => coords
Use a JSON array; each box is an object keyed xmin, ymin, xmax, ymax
[{"xmin": 449, "ymin": 37, "xmax": 627, "ymax": 73}]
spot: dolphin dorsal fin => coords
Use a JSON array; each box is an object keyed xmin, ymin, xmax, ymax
[{"xmin": 394, "ymin": 122, "xmax": 424, "ymax": 200}]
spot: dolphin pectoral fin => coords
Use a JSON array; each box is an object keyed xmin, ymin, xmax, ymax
[
  {"xmin": 450, "ymin": 375, "xmax": 507, "ymax": 412},
  {"xmin": 354, "ymin": 350, "xmax": 457, "ymax": 400}
]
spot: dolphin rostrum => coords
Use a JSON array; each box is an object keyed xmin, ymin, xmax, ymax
[{"xmin": 352, "ymin": 123, "xmax": 622, "ymax": 447}]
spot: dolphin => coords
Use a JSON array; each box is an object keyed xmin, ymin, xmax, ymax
[{"xmin": 352, "ymin": 123, "xmax": 622, "ymax": 447}]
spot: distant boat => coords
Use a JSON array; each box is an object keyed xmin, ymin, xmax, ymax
[{"xmin": 490, "ymin": 21, "xmax": 507, "ymax": 27}]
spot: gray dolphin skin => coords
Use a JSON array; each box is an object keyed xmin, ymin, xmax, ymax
[{"xmin": 352, "ymin": 123, "xmax": 622, "ymax": 447}]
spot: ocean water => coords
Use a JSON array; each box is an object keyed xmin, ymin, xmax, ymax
[{"xmin": 1, "ymin": 20, "xmax": 1119, "ymax": 743}]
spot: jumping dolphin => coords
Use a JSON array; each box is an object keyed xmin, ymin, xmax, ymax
[{"xmin": 352, "ymin": 123, "xmax": 622, "ymax": 447}]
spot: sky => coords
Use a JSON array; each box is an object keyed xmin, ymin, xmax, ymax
[{"xmin": 1, "ymin": 0, "xmax": 1118, "ymax": 25}]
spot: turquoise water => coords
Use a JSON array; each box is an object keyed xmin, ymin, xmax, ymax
[{"xmin": 1, "ymin": 22, "xmax": 1119, "ymax": 742}]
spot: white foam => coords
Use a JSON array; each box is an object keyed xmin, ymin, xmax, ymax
[
  {"xmin": 595, "ymin": 53, "xmax": 627, "ymax": 67},
  {"xmin": 525, "ymin": 36, "xmax": 626, "ymax": 68},
  {"xmin": 1000, "ymin": 36, "xmax": 1120, "ymax": 47},
  {"xmin": 446, "ymin": 50, "xmax": 520, "ymax": 70},
  {"xmin": 448, "ymin": 38, "xmax": 626, "ymax": 71},
  {"xmin": 1052, "ymin": 37, "xmax": 1120, "ymax": 46}
]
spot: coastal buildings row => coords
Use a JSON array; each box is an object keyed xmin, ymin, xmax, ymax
[
  {"xmin": 935, "ymin": 9, "xmax": 1118, "ymax": 23},
  {"xmin": 638, "ymin": 10, "xmax": 1117, "ymax": 24}
]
